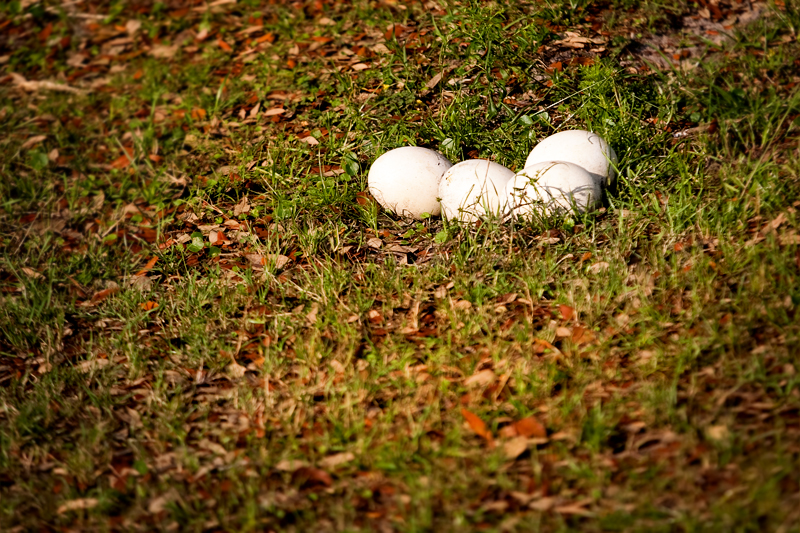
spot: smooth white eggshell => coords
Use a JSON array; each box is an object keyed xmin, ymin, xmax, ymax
[
  {"xmin": 368, "ymin": 147, "xmax": 453, "ymax": 219},
  {"xmin": 525, "ymin": 130, "xmax": 617, "ymax": 188},
  {"xmin": 439, "ymin": 159, "xmax": 515, "ymax": 222},
  {"xmin": 504, "ymin": 161, "xmax": 601, "ymax": 219}
]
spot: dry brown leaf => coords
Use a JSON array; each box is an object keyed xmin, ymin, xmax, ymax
[
  {"xmin": 555, "ymin": 502, "xmax": 594, "ymax": 516},
  {"xmin": 587, "ymin": 261, "xmax": 610, "ymax": 274},
  {"xmin": 133, "ymin": 256, "xmax": 158, "ymax": 277},
  {"xmin": 351, "ymin": 63, "xmax": 370, "ymax": 71},
  {"xmin": 319, "ymin": 452, "xmax": 355, "ymax": 469},
  {"xmin": 554, "ymin": 31, "xmax": 605, "ymax": 49},
  {"xmin": 461, "ymin": 408, "xmax": 493, "ymax": 443},
  {"xmin": 464, "ymin": 369, "xmax": 496, "ymax": 387},
  {"xmin": 426, "ymin": 71, "xmax": 444, "ymax": 89},
  {"xmin": 761, "ymin": 212, "xmax": 787, "ymax": 236},
  {"xmin": 191, "ymin": 0, "xmax": 236, "ymax": 11},
  {"xmin": 514, "ymin": 416, "xmax": 546, "ymax": 439},
  {"xmin": 148, "ymin": 489, "xmax": 179, "ymax": 514},
  {"xmin": 263, "ymin": 107, "xmax": 285, "ymax": 116},
  {"xmin": 57, "ymin": 498, "xmax": 99, "ymax": 514},
  {"xmin": 150, "ymin": 44, "xmax": 179, "ymax": 58},
  {"xmin": 306, "ymin": 303, "xmax": 319, "ymax": 325},
  {"xmin": 503, "ymin": 436, "xmax": 528, "ymax": 459},
  {"xmin": 300, "ymin": 135, "xmax": 319, "ymax": 145},
  {"xmin": 292, "ymin": 466, "xmax": 333, "ymax": 487},
  {"xmin": 21, "ymin": 135, "xmax": 47, "ymax": 150},
  {"xmin": 125, "ymin": 19, "xmax": 142, "ymax": 36},
  {"xmin": 20, "ymin": 267, "xmax": 44, "ymax": 280},
  {"xmin": 275, "ymin": 459, "xmax": 308, "ymax": 471},
  {"xmin": 10, "ymin": 73, "xmax": 85, "ymax": 94},
  {"xmin": 233, "ymin": 196, "xmax": 250, "ymax": 216},
  {"xmin": 706, "ymin": 424, "xmax": 730, "ymax": 442},
  {"xmin": 244, "ymin": 253, "xmax": 289, "ymax": 270},
  {"xmin": 89, "ymin": 286, "xmax": 120, "ymax": 304},
  {"xmin": 559, "ymin": 304, "xmax": 575, "ymax": 321},
  {"xmin": 228, "ymin": 362, "xmax": 247, "ymax": 378},
  {"xmin": 453, "ymin": 299, "xmax": 472, "ymax": 311},
  {"xmin": 528, "ymin": 497, "xmax": 556, "ymax": 511}
]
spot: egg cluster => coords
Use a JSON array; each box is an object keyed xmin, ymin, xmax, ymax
[{"xmin": 367, "ymin": 130, "xmax": 617, "ymax": 223}]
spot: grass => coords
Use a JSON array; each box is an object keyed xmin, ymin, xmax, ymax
[{"xmin": 1, "ymin": 0, "xmax": 800, "ymax": 531}]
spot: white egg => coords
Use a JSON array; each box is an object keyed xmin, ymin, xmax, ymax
[
  {"xmin": 504, "ymin": 161, "xmax": 601, "ymax": 220},
  {"xmin": 368, "ymin": 147, "xmax": 453, "ymax": 219},
  {"xmin": 439, "ymin": 159, "xmax": 515, "ymax": 222},
  {"xmin": 525, "ymin": 130, "xmax": 617, "ymax": 188}
]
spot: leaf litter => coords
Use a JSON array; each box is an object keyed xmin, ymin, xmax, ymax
[{"xmin": 1, "ymin": 0, "xmax": 799, "ymax": 531}]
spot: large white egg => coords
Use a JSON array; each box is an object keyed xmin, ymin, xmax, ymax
[
  {"xmin": 439, "ymin": 159, "xmax": 515, "ymax": 222},
  {"xmin": 504, "ymin": 161, "xmax": 601, "ymax": 219},
  {"xmin": 525, "ymin": 130, "xmax": 617, "ymax": 188},
  {"xmin": 368, "ymin": 147, "xmax": 453, "ymax": 219}
]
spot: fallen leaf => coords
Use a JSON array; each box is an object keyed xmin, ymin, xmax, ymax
[
  {"xmin": 553, "ymin": 31, "xmax": 604, "ymax": 49},
  {"xmin": 275, "ymin": 459, "xmax": 308, "ymax": 471},
  {"xmin": 233, "ymin": 196, "xmax": 250, "ymax": 216},
  {"xmin": 464, "ymin": 369, "xmax": 496, "ymax": 387},
  {"xmin": 529, "ymin": 497, "xmax": 556, "ymax": 511},
  {"xmin": 461, "ymin": 408, "xmax": 493, "ymax": 443},
  {"xmin": 453, "ymin": 299, "xmax": 472, "ymax": 311},
  {"xmin": 426, "ymin": 71, "xmax": 444, "ymax": 89},
  {"xmin": 587, "ymin": 261, "xmax": 610, "ymax": 274},
  {"xmin": 217, "ymin": 39, "xmax": 233, "ymax": 52},
  {"xmin": 306, "ymin": 303, "xmax": 319, "ymax": 325},
  {"xmin": 76, "ymin": 358, "xmax": 111, "ymax": 373},
  {"xmin": 706, "ymin": 424, "xmax": 730, "ymax": 442},
  {"xmin": 244, "ymin": 253, "xmax": 289, "ymax": 270},
  {"xmin": 300, "ymin": 135, "xmax": 319, "ymax": 145},
  {"xmin": 555, "ymin": 502, "xmax": 594, "ymax": 516},
  {"xmin": 263, "ymin": 107, "xmax": 285, "ymax": 116},
  {"xmin": 90, "ymin": 286, "xmax": 120, "ymax": 303},
  {"xmin": 125, "ymin": 19, "xmax": 142, "ymax": 36},
  {"xmin": 150, "ymin": 44, "xmax": 179, "ymax": 58},
  {"xmin": 133, "ymin": 256, "xmax": 158, "ymax": 277},
  {"xmin": 351, "ymin": 62, "xmax": 370, "ymax": 71},
  {"xmin": 503, "ymin": 436, "xmax": 528, "ymax": 459},
  {"xmin": 10, "ymin": 72, "xmax": 86, "ymax": 94},
  {"xmin": 319, "ymin": 452, "xmax": 355, "ymax": 469},
  {"xmin": 555, "ymin": 326, "xmax": 572, "ymax": 337},
  {"xmin": 57, "ymin": 498, "xmax": 99, "ymax": 514},
  {"xmin": 148, "ymin": 489, "xmax": 179, "ymax": 513},
  {"xmin": 228, "ymin": 362, "xmax": 247, "ymax": 378},
  {"xmin": 139, "ymin": 301, "xmax": 158, "ymax": 311},
  {"xmin": 21, "ymin": 135, "xmax": 47, "ymax": 150},
  {"xmin": 760, "ymin": 212, "xmax": 787, "ymax": 236},
  {"xmin": 514, "ymin": 416, "xmax": 546, "ymax": 439},
  {"xmin": 559, "ymin": 304, "xmax": 575, "ymax": 321},
  {"xmin": 292, "ymin": 466, "xmax": 333, "ymax": 488},
  {"xmin": 21, "ymin": 267, "xmax": 44, "ymax": 280}
]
